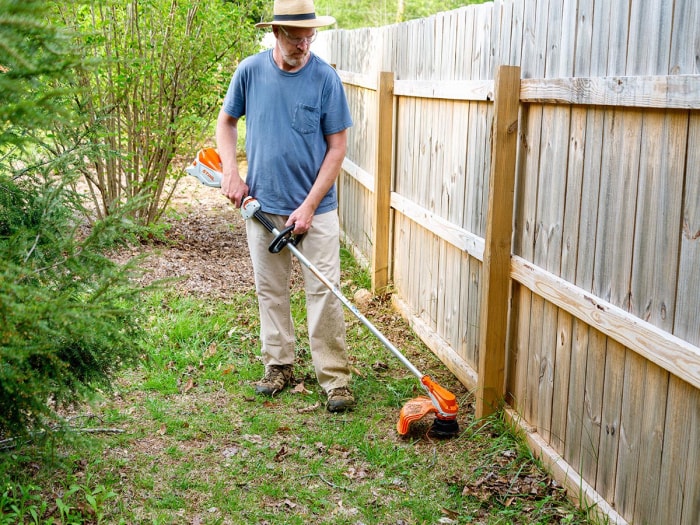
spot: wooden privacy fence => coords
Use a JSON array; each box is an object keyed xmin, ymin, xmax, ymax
[{"xmin": 315, "ymin": 1, "xmax": 700, "ymax": 524}]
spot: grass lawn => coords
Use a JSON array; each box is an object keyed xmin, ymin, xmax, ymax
[{"xmin": 1, "ymin": 241, "xmax": 598, "ymax": 524}]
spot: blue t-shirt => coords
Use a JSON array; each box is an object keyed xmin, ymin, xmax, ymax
[{"xmin": 222, "ymin": 50, "xmax": 353, "ymax": 215}]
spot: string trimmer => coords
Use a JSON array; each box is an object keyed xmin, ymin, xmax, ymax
[{"xmin": 186, "ymin": 148, "xmax": 460, "ymax": 438}]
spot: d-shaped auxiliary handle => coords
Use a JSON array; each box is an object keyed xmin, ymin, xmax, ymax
[{"xmin": 269, "ymin": 224, "xmax": 298, "ymax": 253}]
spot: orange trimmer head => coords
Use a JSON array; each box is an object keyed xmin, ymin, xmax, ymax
[{"xmin": 397, "ymin": 375, "xmax": 460, "ymax": 438}]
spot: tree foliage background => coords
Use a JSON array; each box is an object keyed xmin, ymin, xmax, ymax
[
  {"xmin": 314, "ymin": 0, "xmax": 488, "ymax": 29},
  {"xmin": 53, "ymin": 0, "xmax": 265, "ymax": 224},
  {"xmin": 0, "ymin": 0, "xmax": 148, "ymax": 439}
]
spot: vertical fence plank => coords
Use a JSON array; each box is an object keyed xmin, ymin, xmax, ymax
[
  {"xmin": 562, "ymin": 0, "xmax": 597, "ymax": 478},
  {"xmin": 681, "ymin": 384, "xmax": 700, "ymax": 525},
  {"xmin": 655, "ymin": 376, "xmax": 696, "ymax": 525},
  {"xmin": 614, "ymin": 350, "xmax": 646, "ymax": 518},
  {"xmin": 675, "ymin": 115, "xmax": 700, "ymax": 347},
  {"xmin": 670, "ymin": 0, "xmax": 700, "ymax": 74},
  {"xmin": 371, "ymin": 71, "xmax": 394, "ymax": 293},
  {"xmin": 633, "ymin": 363, "xmax": 669, "ymax": 524},
  {"xmin": 476, "ymin": 65, "xmax": 521, "ymax": 417},
  {"xmin": 596, "ymin": 339, "xmax": 625, "ymax": 503}
]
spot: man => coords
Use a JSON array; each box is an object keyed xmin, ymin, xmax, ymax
[{"xmin": 216, "ymin": 0, "xmax": 355, "ymax": 412}]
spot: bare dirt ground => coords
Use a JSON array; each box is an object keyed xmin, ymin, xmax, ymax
[{"xmin": 111, "ymin": 173, "xmax": 256, "ymax": 298}]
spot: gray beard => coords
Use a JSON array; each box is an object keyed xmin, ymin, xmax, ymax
[{"xmin": 282, "ymin": 52, "xmax": 308, "ymax": 69}]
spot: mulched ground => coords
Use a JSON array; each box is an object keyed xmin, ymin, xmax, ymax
[{"xmin": 110, "ymin": 175, "xmax": 256, "ymax": 298}]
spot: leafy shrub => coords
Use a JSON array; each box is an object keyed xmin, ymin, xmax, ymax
[
  {"xmin": 0, "ymin": 173, "xmax": 147, "ymax": 438},
  {"xmin": 0, "ymin": 0, "xmax": 150, "ymax": 439},
  {"xmin": 52, "ymin": 0, "xmax": 266, "ymax": 224}
]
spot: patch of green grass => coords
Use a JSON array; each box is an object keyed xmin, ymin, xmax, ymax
[{"xmin": 0, "ymin": 251, "xmax": 598, "ymax": 525}]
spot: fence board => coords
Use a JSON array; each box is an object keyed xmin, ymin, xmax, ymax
[
  {"xmin": 438, "ymin": 241, "xmax": 457, "ymax": 350},
  {"xmin": 655, "ymin": 376, "xmax": 696, "ymax": 525},
  {"xmin": 670, "ymin": 0, "xmax": 700, "ymax": 74},
  {"xmin": 393, "ymin": 79, "xmax": 494, "ymax": 101},
  {"xmin": 520, "ymin": 75, "xmax": 700, "ymax": 109},
  {"xmin": 564, "ymin": 319, "xmax": 589, "ymax": 471},
  {"xmin": 578, "ymin": 328, "xmax": 604, "ymax": 485},
  {"xmin": 550, "ymin": 309, "xmax": 571, "ymax": 451},
  {"xmin": 465, "ymin": 256, "xmax": 481, "ymax": 367},
  {"xmin": 534, "ymin": 0, "xmax": 569, "ymax": 445},
  {"xmin": 630, "ymin": 111, "xmax": 686, "ymax": 327},
  {"xmin": 371, "ymin": 71, "xmax": 394, "ymax": 293},
  {"xmin": 675, "ymin": 115, "xmax": 700, "ymax": 347},
  {"xmin": 681, "ymin": 384, "xmax": 700, "ymax": 524},
  {"xmin": 596, "ymin": 339, "xmax": 625, "ymax": 502},
  {"xmin": 614, "ymin": 350, "xmax": 646, "ymax": 517},
  {"xmin": 633, "ymin": 363, "xmax": 669, "ymax": 525},
  {"xmin": 476, "ymin": 65, "xmax": 521, "ymax": 416},
  {"xmin": 445, "ymin": 101, "xmax": 470, "ymax": 225},
  {"xmin": 533, "ymin": 102, "xmax": 568, "ymax": 442}
]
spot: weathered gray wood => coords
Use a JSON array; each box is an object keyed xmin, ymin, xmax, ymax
[
  {"xmin": 655, "ymin": 377, "xmax": 697, "ymax": 525},
  {"xmin": 633, "ymin": 363, "xmax": 669, "ymax": 525},
  {"xmin": 393, "ymin": 79, "xmax": 494, "ymax": 101},
  {"xmin": 323, "ymin": 3, "xmax": 700, "ymax": 524},
  {"xmin": 675, "ymin": 115, "xmax": 700, "ymax": 348},
  {"xmin": 614, "ymin": 350, "xmax": 646, "ymax": 518},
  {"xmin": 511, "ymin": 256, "xmax": 700, "ymax": 390},
  {"xmin": 681, "ymin": 384, "xmax": 700, "ymax": 525},
  {"xmin": 520, "ymin": 75, "xmax": 700, "ymax": 109},
  {"xmin": 595, "ymin": 339, "xmax": 625, "ymax": 502},
  {"xmin": 670, "ymin": 0, "xmax": 700, "ymax": 74}
]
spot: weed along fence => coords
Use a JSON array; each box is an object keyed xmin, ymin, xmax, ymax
[{"xmin": 315, "ymin": 1, "xmax": 700, "ymax": 524}]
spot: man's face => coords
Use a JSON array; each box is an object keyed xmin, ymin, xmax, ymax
[{"xmin": 275, "ymin": 26, "xmax": 317, "ymax": 69}]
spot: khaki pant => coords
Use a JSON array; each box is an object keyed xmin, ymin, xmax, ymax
[{"xmin": 245, "ymin": 210, "xmax": 350, "ymax": 392}]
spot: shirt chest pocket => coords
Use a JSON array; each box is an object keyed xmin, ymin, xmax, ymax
[{"xmin": 292, "ymin": 103, "xmax": 320, "ymax": 134}]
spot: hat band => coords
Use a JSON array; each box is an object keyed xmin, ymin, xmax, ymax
[{"xmin": 273, "ymin": 12, "xmax": 316, "ymax": 22}]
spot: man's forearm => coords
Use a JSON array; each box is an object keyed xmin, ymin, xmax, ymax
[{"xmin": 302, "ymin": 130, "xmax": 347, "ymax": 212}]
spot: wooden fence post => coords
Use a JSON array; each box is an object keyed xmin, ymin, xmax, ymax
[
  {"xmin": 476, "ymin": 65, "xmax": 521, "ymax": 418},
  {"xmin": 371, "ymin": 71, "xmax": 395, "ymax": 293}
]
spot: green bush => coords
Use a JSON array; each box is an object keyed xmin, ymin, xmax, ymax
[
  {"xmin": 0, "ymin": 0, "xmax": 149, "ymax": 439},
  {"xmin": 0, "ymin": 173, "xmax": 147, "ymax": 438}
]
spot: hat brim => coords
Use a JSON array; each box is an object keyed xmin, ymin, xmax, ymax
[{"xmin": 256, "ymin": 15, "xmax": 336, "ymax": 28}]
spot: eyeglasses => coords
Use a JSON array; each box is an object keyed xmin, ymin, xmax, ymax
[{"xmin": 278, "ymin": 26, "xmax": 317, "ymax": 46}]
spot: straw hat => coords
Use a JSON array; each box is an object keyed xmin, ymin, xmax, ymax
[{"xmin": 255, "ymin": 0, "xmax": 336, "ymax": 28}]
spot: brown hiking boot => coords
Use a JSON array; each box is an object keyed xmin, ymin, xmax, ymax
[
  {"xmin": 326, "ymin": 386, "xmax": 356, "ymax": 413},
  {"xmin": 254, "ymin": 365, "xmax": 293, "ymax": 396}
]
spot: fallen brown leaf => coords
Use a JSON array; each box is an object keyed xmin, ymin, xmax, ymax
[
  {"xmin": 291, "ymin": 382, "xmax": 312, "ymax": 394},
  {"xmin": 274, "ymin": 445, "xmax": 289, "ymax": 462},
  {"xmin": 204, "ymin": 342, "xmax": 217, "ymax": 358}
]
